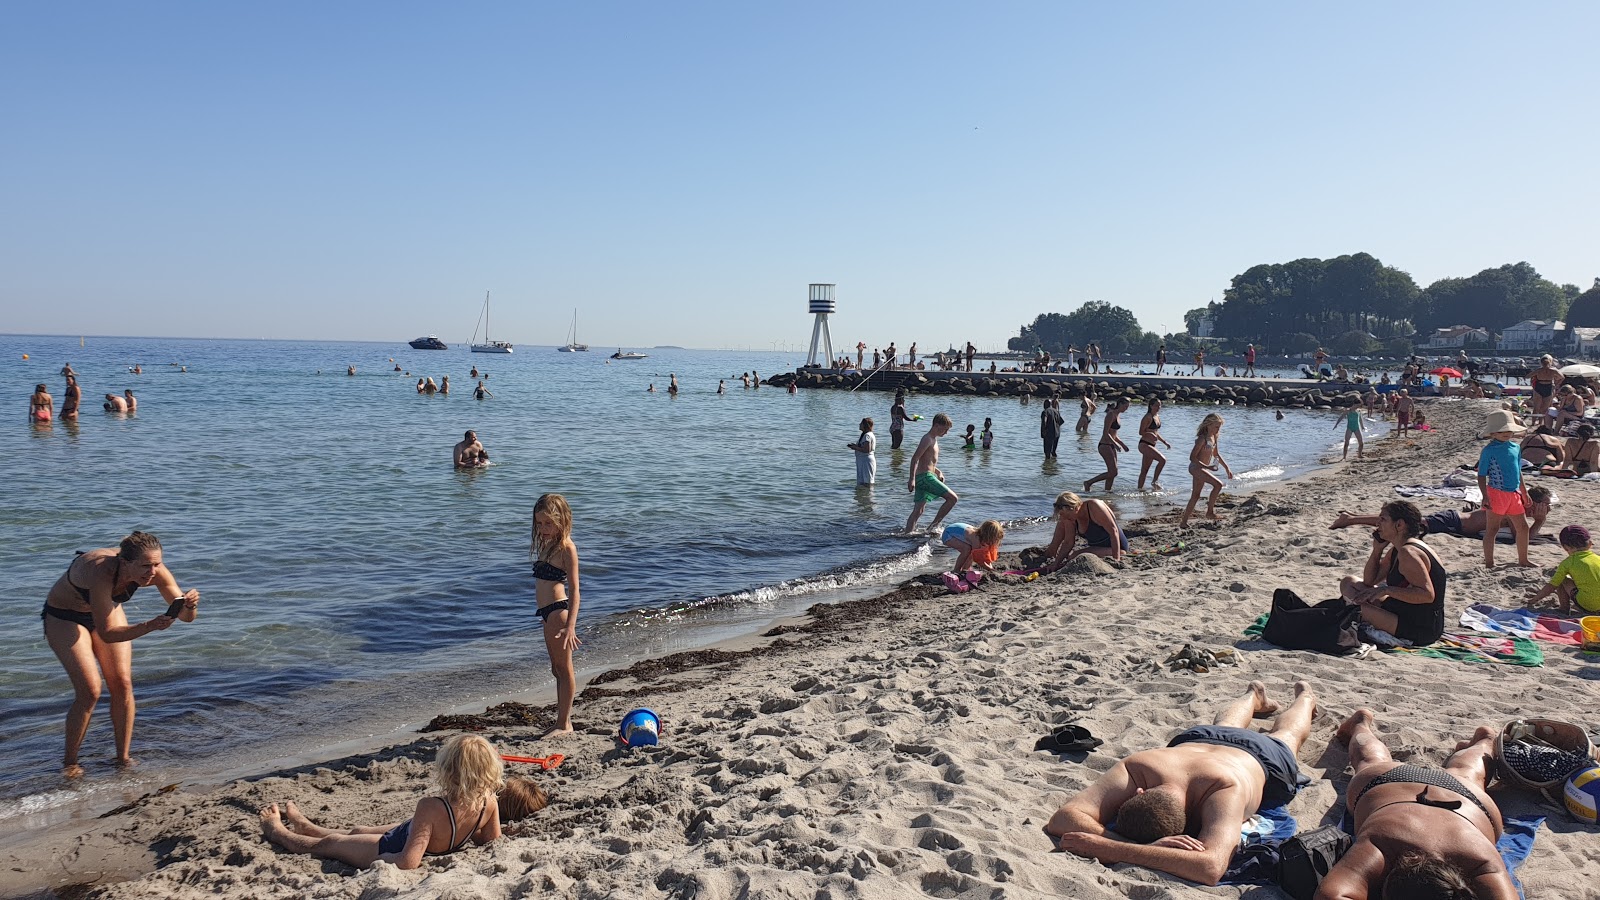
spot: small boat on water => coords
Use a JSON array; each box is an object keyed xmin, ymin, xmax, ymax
[
  {"xmin": 610, "ymin": 349, "xmax": 647, "ymax": 360},
  {"xmin": 409, "ymin": 335, "xmax": 448, "ymax": 350},
  {"xmin": 468, "ymin": 292, "xmax": 513, "ymax": 354},
  {"xmin": 558, "ymin": 309, "xmax": 588, "ymax": 352}
]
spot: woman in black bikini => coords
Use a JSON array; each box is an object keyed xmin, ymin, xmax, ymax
[
  {"xmin": 1083, "ymin": 399, "xmax": 1130, "ymax": 492},
  {"xmin": 530, "ymin": 493, "xmax": 581, "ymax": 736},
  {"xmin": 1135, "ymin": 397, "xmax": 1173, "ymax": 492},
  {"xmin": 259, "ymin": 734, "xmax": 543, "ymax": 869},
  {"xmin": 1320, "ymin": 710, "xmax": 1512, "ymax": 899},
  {"xmin": 41, "ymin": 531, "xmax": 199, "ymax": 777}
]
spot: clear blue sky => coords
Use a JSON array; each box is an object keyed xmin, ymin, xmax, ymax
[{"xmin": 2, "ymin": 2, "xmax": 1595, "ymax": 350}]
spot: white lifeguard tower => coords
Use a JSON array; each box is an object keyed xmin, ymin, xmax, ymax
[{"xmin": 805, "ymin": 283, "xmax": 836, "ymax": 368}]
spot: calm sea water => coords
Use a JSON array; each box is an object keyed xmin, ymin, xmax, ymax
[{"xmin": 0, "ymin": 335, "xmax": 1349, "ymax": 824}]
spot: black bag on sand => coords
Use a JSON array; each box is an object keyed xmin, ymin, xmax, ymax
[
  {"xmin": 1277, "ymin": 825, "xmax": 1353, "ymax": 900},
  {"xmin": 1262, "ymin": 588, "xmax": 1363, "ymax": 656}
]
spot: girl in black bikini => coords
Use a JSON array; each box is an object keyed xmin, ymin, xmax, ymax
[
  {"xmin": 41, "ymin": 531, "xmax": 199, "ymax": 777},
  {"xmin": 259, "ymin": 734, "xmax": 547, "ymax": 869},
  {"xmin": 1135, "ymin": 397, "xmax": 1173, "ymax": 492},
  {"xmin": 1083, "ymin": 399, "xmax": 1130, "ymax": 492},
  {"xmin": 531, "ymin": 493, "xmax": 581, "ymax": 736}
]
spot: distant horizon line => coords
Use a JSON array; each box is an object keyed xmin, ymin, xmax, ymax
[{"xmin": 0, "ymin": 332, "xmax": 814, "ymax": 353}]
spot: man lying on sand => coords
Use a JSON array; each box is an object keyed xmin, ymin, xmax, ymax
[
  {"xmin": 1317, "ymin": 709, "xmax": 1515, "ymax": 899},
  {"xmin": 1330, "ymin": 484, "xmax": 1551, "ymax": 542},
  {"xmin": 1045, "ymin": 681, "xmax": 1315, "ymax": 886}
]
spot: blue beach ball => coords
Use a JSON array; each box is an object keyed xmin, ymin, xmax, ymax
[{"xmin": 619, "ymin": 708, "xmax": 662, "ymax": 747}]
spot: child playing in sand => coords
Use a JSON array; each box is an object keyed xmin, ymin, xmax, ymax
[
  {"xmin": 259, "ymin": 734, "xmax": 546, "ymax": 869},
  {"xmin": 1525, "ymin": 525, "xmax": 1600, "ymax": 615},
  {"xmin": 1477, "ymin": 409, "xmax": 1532, "ymax": 568},
  {"xmin": 941, "ymin": 521, "xmax": 1005, "ymax": 574},
  {"xmin": 981, "ymin": 417, "xmax": 993, "ymax": 450},
  {"xmin": 531, "ymin": 494, "xmax": 582, "ymax": 734},
  {"xmin": 847, "ymin": 417, "xmax": 876, "ymax": 485},
  {"xmin": 1179, "ymin": 413, "xmax": 1233, "ymax": 528}
]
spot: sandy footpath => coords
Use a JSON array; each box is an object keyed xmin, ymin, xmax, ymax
[{"xmin": 7, "ymin": 399, "xmax": 1600, "ymax": 899}]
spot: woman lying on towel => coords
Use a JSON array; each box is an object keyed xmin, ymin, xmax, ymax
[{"xmin": 1338, "ymin": 500, "xmax": 1446, "ymax": 647}]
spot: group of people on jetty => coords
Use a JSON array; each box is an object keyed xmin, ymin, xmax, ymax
[
  {"xmin": 27, "ymin": 362, "xmax": 137, "ymax": 423},
  {"xmin": 27, "ymin": 346, "xmax": 1600, "ymax": 894}
]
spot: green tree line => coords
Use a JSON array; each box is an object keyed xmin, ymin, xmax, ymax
[{"xmin": 1010, "ymin": 255, "xmax": 1590, "ymax": 356}]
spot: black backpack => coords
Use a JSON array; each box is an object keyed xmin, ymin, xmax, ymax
[
  {"xmin": 1277, "ymin": 825, "xmax": 1354, "ymax": 900},
  {"xmin": 1262, "ymin": 588, "xmax": 1363, "ymax": 656}
]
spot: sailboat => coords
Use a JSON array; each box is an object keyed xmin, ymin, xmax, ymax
[
  {"xmin": 557, "ymin": 309, "xmax": 588, "ymax": 352},
  {"xmin": 469, "ymin": 291, "xmax": 513, "ymax": 354}
]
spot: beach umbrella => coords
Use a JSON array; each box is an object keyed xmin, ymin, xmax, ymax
[
  {"xmin": 1429, "ymin": 367, "xmax": 1464, "ymax": 378},
  {"xmin": 1560, "ymin": 364, "xmax": 1600, "ymax": 378}
]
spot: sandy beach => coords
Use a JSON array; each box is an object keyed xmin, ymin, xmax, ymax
[{"xmin": 7, "ymin": 398, "xmax": 1600, "ymax": 900}]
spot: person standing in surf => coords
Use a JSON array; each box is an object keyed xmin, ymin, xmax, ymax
[
  {"xmin": 889, "ymin": 389, "xmax": 918, "ymax": 450},
  {"xmin": 40, "ymin": 531, "xmax": 200, "ymax": 777},
  {"xmin": 848, "ymin": 417, "xmax": 877, "ymax": 485},
  {"xmin": 905, "ymin": 413, "xmax": 957, "ymax": 533},
  {"xmin": 1083, "ymin": 399, "xmax": 1131, "ymax": 492},
  {"xmin": 530, "ymin": 494, "xmax": 581, "ymax": 737}
]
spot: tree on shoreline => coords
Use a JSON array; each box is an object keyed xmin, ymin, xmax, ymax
[{"xmin": 1008, "ymin": 301, "xmax": 1161, "ymax": 355}]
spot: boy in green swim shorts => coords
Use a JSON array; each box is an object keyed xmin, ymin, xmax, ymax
[
  {"xmin": 1526, "ymin": 525, "xmax": 1600, "ymax": 614},
  {"xmin": 905, "ymin": 413, "xmax": 957, "ymax": 533}
]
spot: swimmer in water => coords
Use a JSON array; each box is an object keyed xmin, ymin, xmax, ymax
[
  {"xmin": 646, "ymin": 383, "xmax": 655, "ymax": 393},
  {"xmin": 61, "ymin": 375, "xmax": 81, "ymax": 420},
  {"xmin": 123, "ymin": 390, "xmax": 136, "ymax": 413},
  {"xmin": 717, "ymin": 379, "xmax": 725, "ymax": 394},
  {"xmin": 453, "ymin": 430, "xmax": 487, "ymax": 468},
  {"xmin": 668, "ymin": 374, "xmax": 679, "ymax": 395},
  {"xmin": 103, "ymin": 393, "xmax": 127, "ymax": 413},
  {"xmin": 439, "ymin": 375, "xmax": 450, "ymax": 396},
  {"xmin": 347, "ymin": 365, "xmax": 356, "ymax": 376},
  {"xmin": 473, "ymin": 380, "xmax": 492, "ymax": 400},
  {"xmin": 30, "ymin": 383, "xmax": 53, "ymax": 422}
]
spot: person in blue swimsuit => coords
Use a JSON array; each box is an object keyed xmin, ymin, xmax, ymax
[
  {"xmin": 40, "ymin": 531, "xmax": 199, "ymax": 777},
  {"xmin": 531, "ymin": 493, "xmax": 582, "ymax": 736},
  {"xmin": 260, "ymin": 734, "xmax": 533, "ymax": 869}
]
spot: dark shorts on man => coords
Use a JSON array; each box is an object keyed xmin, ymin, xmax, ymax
[
  {"xmin": 1422, "ymin": 509, "xmax": 1463, "ymax": 536},
  {"xmin": 1167, "ymin": 726, "xmax": 1309, "ymax": 808}
]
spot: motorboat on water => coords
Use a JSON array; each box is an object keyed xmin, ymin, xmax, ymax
[
  {"xmin": 468, "ymin": 291, "xmax": 513, "ymax": 353},
  {"xmin": 558, "ymin": 309, "xmax": 588, "ymax": 352},
  {"xmin": 409, "ymin": 335, "xmax": 448, "ymax": 350},
  {"xmin": 610, "ymin": 349, "xmax": 647, "ymax": 360}
]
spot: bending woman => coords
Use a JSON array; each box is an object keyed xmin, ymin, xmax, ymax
[
  {"xmin": 1135, "ymin": 398, "xmax": 1172, "ymax": 491},
  {"xmin": 1082, "ymin": 399, "xmax": 1130, "ymax": 492},
  {"xmin": 1046, "ymin": 492, "xmax": 1127, "ymax": 565},
  {"xmin": 531, "ymin": 494, "xmax": 581, "ymax": 736},
  {"xmin": 259, "ymin": 734, "xmax": 546, "ymax": 869},
  {"xmin": 1339, "ymin": 500, "xmax": 1447, "ymax": 647},
  {"xmin": 41, "ymin": 531, "xmax": 199, "ymax": 776}
]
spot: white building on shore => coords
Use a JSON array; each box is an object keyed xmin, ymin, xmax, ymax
[{"xmin": 1498, "ymin": 319, "xmax": 1565, "ymax": 351}]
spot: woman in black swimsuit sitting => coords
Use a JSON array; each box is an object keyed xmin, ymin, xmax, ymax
[
  {"xmin": 1338, "ymin": 500, "xmax": 1447, "ymax": 647},
  {"xmin": 1082, "ymin": 399, "xmax": 1130, "ymax": 492},
  {"xmin": 40, "ymin": 531, "xmax": 199, "ymax": 777},
  {"xmin": 530, "ymin": 494, "xmax": 581, "ymax": 736}
]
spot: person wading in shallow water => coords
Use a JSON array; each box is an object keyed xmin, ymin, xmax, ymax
[{"xmin": 40, "ymin": 531, "xmax": 199, "ymax": 777}]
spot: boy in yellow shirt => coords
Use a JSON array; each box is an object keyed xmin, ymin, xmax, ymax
[{"xmin": 1526, "ymin": 525, "xmax": 1600, "ymax": 615}]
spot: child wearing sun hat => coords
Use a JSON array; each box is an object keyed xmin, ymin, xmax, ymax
[{"xmin": 1477, "ymin": 408, "xmax": 1532, "ymax": 568}]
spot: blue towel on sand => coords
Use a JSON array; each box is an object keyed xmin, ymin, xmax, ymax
[{"xmin": 1221, "ymin": 804, "xmax": 1297, "ymax": 885}]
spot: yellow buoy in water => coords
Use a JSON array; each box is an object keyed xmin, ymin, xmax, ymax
[{"xmin": 21, "ymin": 354, "xmax": 28, "ymax": 360}]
